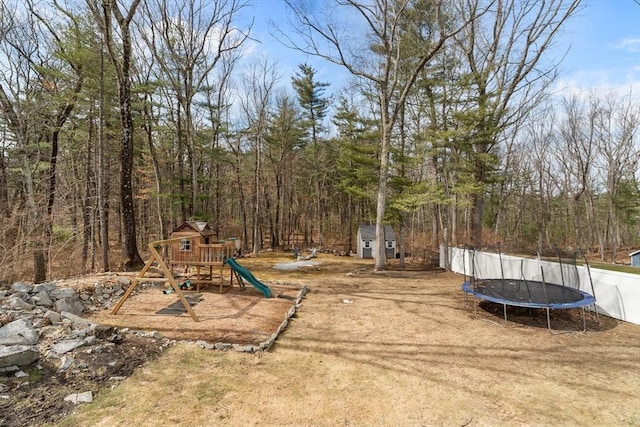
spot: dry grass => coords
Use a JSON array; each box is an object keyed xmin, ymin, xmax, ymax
[{"xmin": 55, "ymin": 253, "xmax": 640, "ymax": 426}]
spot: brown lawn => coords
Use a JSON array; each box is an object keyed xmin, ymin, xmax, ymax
[{"xmin": 57, "ymin": 252, "xmax": 640, "ymax": 426}]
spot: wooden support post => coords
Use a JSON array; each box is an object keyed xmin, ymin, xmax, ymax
[
  {"xmin": 148, "ymin": 243, "xmax": 199, "ymax": 322},
  {"xmin": 111, "ymin": 255, "xmax": 155, "ymax": 315},
  {"xmin": 111, "ymin": 241, "xmax": 200, "ymax": 322}
]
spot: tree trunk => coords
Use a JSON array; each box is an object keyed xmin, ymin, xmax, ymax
[
  {"xmin": 252, "ymin": 134, "xmax": 262, "ymax": 255},
  {"xmin": 374, "ymin": 109, "xmax": 391, "ymax": 270},
  {"xmin": 111, "ymin": 0, "xmax": 144, "ymax": 270},
  {"xmin": 119, "ymin": 88, "xmax": 143, "ymax": 270},
  {"xmin": 82, "ymin": 115, "xmax": 93, "ymax": 272},
  {"xmin": 98, "ymin": 48, "xmax": 110, "ymax": 271},
  {"xmin": 33, "ymin": 250, "xmax": 46, "ymax": 283},
  {"xmin": 0, "ymin": 144, "xmax": 8, "ymax": 217}
]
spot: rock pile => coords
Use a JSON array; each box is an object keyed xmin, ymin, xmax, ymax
[{"xmin": 0, "ymin": 276, "xmax": 166, "ymax": 383}]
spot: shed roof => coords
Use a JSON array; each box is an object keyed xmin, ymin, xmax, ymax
[
  {"xmin": 172, "ymin": 221, "xmax": 215, "ymax": 237},
  {"xmin": 358, "ymin": 224, "xmax": 395, "ymax": 241},
  {"xmin": 629, "ymin": 250, "xmax": 640, "ymax": 257}
]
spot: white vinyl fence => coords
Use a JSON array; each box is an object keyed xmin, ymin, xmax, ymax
[{"xmin": 441, "ymin": 245, "xmax": 640, "ymax": 326}]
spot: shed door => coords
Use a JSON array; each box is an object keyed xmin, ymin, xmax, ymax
[{"xmin": 362, "ymin": 240, "xmax": 372, "ymax": 259}]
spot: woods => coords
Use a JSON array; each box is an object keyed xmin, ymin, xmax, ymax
[{"xmin": 1, "ymin": 0, "xmax": 639, "ymax": 282}]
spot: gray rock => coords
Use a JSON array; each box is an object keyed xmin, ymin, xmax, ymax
[
  {"xmin": 0, "ymin": 318, "xmax": 39, "ymax": 345},
  {"xmin": 106, "ymin": 332, "xmax": 123, "ymax": 343},
  {"xmin": 196, "ymin": 340, "xmax": 214, "ymax": 350},
  {"xmin": 63, "ymin": 391, "xmax": 93, "ymax": 404},
  {"xmin": 0, "ymin": 365, "xmax": 19, "ymax": 373},
  {"xmin": 31, "ymin": 317, "xmax": 50, "ymax": 329},
  {"xmin": 58, "ymin": 355, "xmax": 74, "ymax": 372},
  {"xmin": 31, "ymin": 291, "xmax": 54, "ymax": 307},
  {"xmin": 93, "ymin": 325, "xmax": 116, "ymax": 340},
  {"xmin": 0, "ymin": 345, "xmax": 39, "ymax": 368},
  {"xmin": 214, "ymin": 342, "xmax": 233, "ymax": 350},
  {"xmin": 11, "ymin": 283, "xmax": 33, "ymax": 293},
  {"xmin": 144, "ymin": 331, "xmax": 164, "ymax": 339},
  {"xmin": 234, "ymin": 344, "xmax": 256, "ymax": 353},
  {"xmin": 54, "ymin": 297, "xmax": 84, "ymax": 316},
  {"xmin": 4, "ymin": 296, "xmax": 34, "ymax": 311},
  {"xmin": 51, "ymin": 338, "xmax": 87, "ymax": 354},
  {"xmin": 32, "ymin": 283, "xmax": 57, "ymax": 293},
  {"xmin": 44, "ymin": 310, "xmax": 62, "ymax": 324},
  {"xmin": 117, "ymin": 277, "xmax": 131, "ymax": 286},
  {"xmin": 50, "ymin": 288, "xmax": 77, "ymax": 300},
  {"xmin": 60, "ymin": 311, "xmax": 93, "ymax": 328}
]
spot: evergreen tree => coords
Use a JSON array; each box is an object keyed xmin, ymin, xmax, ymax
[
  {"xmin": 291, "ymin": 63, "xmax": 330, "ymax": 144},
  {"xmin": 292, "ymin": 63, "xmax": 331, "ymax": 247}
]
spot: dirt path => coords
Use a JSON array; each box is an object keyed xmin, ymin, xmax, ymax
[{"xmin": 54, "ymin": 255, "xmax": 640, "ymax": 426}]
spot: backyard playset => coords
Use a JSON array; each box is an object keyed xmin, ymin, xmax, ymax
[{"xmin": 111, "ymin": 221, "xmax": 271, "ymax": 322}]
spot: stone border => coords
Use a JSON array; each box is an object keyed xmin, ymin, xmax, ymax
[{"xmin": 189, "ymin": 283, "xmax": 310, "ymax": 353}]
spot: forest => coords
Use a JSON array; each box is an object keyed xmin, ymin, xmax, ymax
[{"xmin": 1, "ymin": 0, "xmax": 639, "ymax": 282}]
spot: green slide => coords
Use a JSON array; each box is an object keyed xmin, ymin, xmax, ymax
[{"xmin": 224, "ymin": 258, "xmax": 272, "ymax": 298}]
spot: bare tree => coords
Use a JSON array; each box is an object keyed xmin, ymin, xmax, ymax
[
  {"xmin": 87, "ymin": 0, "xmax": 144, "ymax": 270},
  {"xmin": 521, "ymin": 106, "xmax": 557, "ymax": 253},
  {"xmin": 593, "ymin": 91, "xmax": 640, "ymax": 262},
  {"xmin": 454, "ymin": 0, "xmax": 581, "ymax": 246},
  {"xmin": 0, "ymin": 5, "xmax": 48, "ymax": 226},
  {"xmin": 199, "ymin": 47, "xmax": 241, "ymax": 238},
  {"xmin": 238, "ymin": 57, "xmax": 279, "ymax": 255},
  {"xmin": 0, "ymin": 0, "xmax": 87, "ymax": 280},
  {"xmin": 282, "ymin": 0, "xmax": 479, "ymax": 269},
  {"xmin": 555, "ymin": 94, "xmax": 597, "ymax": 251},
  {"xmin": 138, "ymin": 0, "xmax": 250, "ymax": 218}
]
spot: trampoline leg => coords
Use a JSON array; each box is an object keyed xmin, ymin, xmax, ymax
[
  {"xmin": 502, "ymin": 303, "xmax": 507, "ymax": 327},
  {"xmin": 546, "ymin": 307, "xmax": 551, "ymax": 331},
  {"xmin": 581, "ymin": 307, "xmax": 587, "ymax": 332},
  {"xmin": 592, "ymin": 304, "xmax": 600, "ymax": 325}
]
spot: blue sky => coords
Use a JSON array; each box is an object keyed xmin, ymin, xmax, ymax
[
  {"xmin": 245, "ymin": 0, "xmax": 640, "ymax": 96},
  {"xmin": 243, "ymin": 0, "xmax": 348, "ymax": 91},
  {"xmin": 554, "ymin": 0, "xmax": 640, "ymax": 93}
]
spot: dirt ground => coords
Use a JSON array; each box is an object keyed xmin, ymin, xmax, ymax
[
  {"xmin": 3, "ymin": 252, "xmax": 640, "ymax": 426},
  {"xmin": 0, "ymin": 332, "xmax": 167, "ymax": 427},
  {"xmin": 90, "ymin": 280, "xmax": 305, "ymax": 345}
]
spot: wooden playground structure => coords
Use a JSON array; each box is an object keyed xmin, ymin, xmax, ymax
[{"xmin": 111, "ymin": 222, "xmax": 240, "ymax": 322}]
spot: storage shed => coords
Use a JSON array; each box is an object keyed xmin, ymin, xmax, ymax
[
  {"xmin": 630, "ymin": 250, "xmax": 640, "ymax": 267},
  {"xmin": 357, "ymin": 224, "xmax": 396, "ymax": 259}
]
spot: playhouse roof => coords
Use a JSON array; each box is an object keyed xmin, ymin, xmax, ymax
[
  {"xmin": 172, "ymin": 221, "xmax": 215, "ymax": 237},
  {"xmin": 358, "ymin": 224, "xmax": 395, "ymax": 241}
]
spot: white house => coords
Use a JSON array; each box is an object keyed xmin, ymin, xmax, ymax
[{"xmin": 357, "ymin": 224, "xmax": 396, "ymax": 259}]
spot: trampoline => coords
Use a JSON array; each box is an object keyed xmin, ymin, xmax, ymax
[
  {"xmin": 462, "ymin": 279, "xmax": 595, "ymax": 310},
  {"xmin": 460, "ymin": 244, "xmax": 598, "ymax": 331}
]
